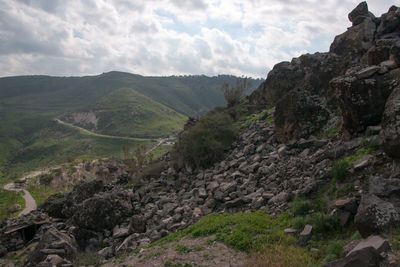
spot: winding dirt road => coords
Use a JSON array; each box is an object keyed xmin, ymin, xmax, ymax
[{"xmin": 3, "ymin": 183, "xmax": 37, "ymax": 216}]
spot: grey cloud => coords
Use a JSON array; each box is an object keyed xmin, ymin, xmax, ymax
[{"xmin": 170, "ymin": 0, "xmax": 208, "ymax": 11}]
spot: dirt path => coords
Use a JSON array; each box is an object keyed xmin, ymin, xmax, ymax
[
  {"xmin": 3, "ymin": 183, "xmax": 37, "ymax": 216},
  {"xmin": 54, "ymin": 118, "xmax": 156, "ymax": 142}
]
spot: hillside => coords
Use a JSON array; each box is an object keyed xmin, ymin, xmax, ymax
[
  {"xmin": 1, "ymin": 2, "xmax": 400, "ymax": 267},
  {"xmin": 0, "ymin": 73, "xmax": 262, "ymax": 179}
]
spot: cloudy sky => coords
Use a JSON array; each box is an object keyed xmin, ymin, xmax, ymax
[{"xmin": 0, "ymin": 0, "xmax": 397, "ymax": 78}]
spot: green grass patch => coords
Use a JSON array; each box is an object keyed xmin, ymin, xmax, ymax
[
  {"xmin": 290, "ymin": 196, "xmax": 312, "ymax": 216},
  {"xmin": 317, "ymin": 126, "xmax": 339, "ymax": 139},
  {"xmin": 0, "ymin": 188, "xmax": 25, "ymax": 220}
]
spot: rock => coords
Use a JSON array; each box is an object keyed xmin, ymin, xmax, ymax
[
  {"xmin": 225, "ymin": 197, "xmax": 247, "ymax": 209},
  {"xmin": 98, "ymin": 246, "xmax": 114, "ymax": 259},
  {"xmin": 330, "ymin": 17, "xmax": 376, "ymax": 64},
  {"xmin": 347, "ymin": 235, "xmax": 391, "ymax": 257},
  {"xmin": 284, "ymin": 228, "xmax": 298, "ymax": 236},
  {"xmin": 39, "ymin": 193, "xmax": 66, "ymax": 218},
  {"xmin": 334, "ymin": 198, "xmax": 358, "ymax": 214},
  {"xmin": 354, "ymin": 194, "xmax": 400, "ymax": 237},
  {"xmin": 112, "ymin": 225, "xmax": 130, "ymax": 239},
  {"xmin": 369, "ymin": 176, "xmax": 400, "ymax": 198},
  {"xmin": 25, "ymin": 227, "xmax": 77, "ymax": 267},
  {"xmin": 115, "ymin": 234, "xmax": 138, "ymax": 254},
  {"xmin": 355, "ymin": 66, "xmax": 381, "ymax": 79},
  {"xmin": 323, "ymin": 246, "xmax": 380, "ymax": 267},
  {"xmin": 331, "ymin": 74, "xmax": 393, "ymax": 135},
  {"xmin": 348, "ymin": 2, "xmax": 369, "ymax": 26},
  {"xmin": 298, "ymin": 224, "xmax": 312, "ymax": 246},
  {"xmin": 342, "ymin": 240, "xmax": 362, "ymax": 257},
  {"xmin": 8, "ymin": 204, "xmax": 21, "ymax": 213},
  {"xmin": 353, "ymin": 155, "xmax": 373, "ymax": 170},
  {"xmin": 381, "ymin": 85, "xmax": 400, "ymax": 161},
  {"xmin": 192, "ymin": 207, "xmax": 202, "ymax": 219},
  {"xmin": 275, "ymin": 89, "xmax": 331, "ymax": 142},
  {"xmin": 339, "ymin": 211, "xmax": 352, "ymax": 227},
  {"xmin": 62, "ymin": 179, "xmax": 104, "ymax": 218},
  {"xmin": 41, "ymin": 254, "xmax": 72, "ymax": 266},
  {"xmin": 129, "ymin": 215, "xmax": 147, "ymax": 234},
  {"xmin": 268, "ymin": 192, "xmax": 292, "ymax": 205},
  {"xmin": 71, "ymin": 191, "xmax": 133, "ymax": 231}
]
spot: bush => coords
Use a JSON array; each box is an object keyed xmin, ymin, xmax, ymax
[
  {"xmin": 173, "ymin": 111, "xmax": 238, "ymax": 169},
  {"xmin": 221, "ymin": 77, "xmax": 251, "ymax": 107},
  {"xmin": 291, "ymin": 212, "xmax": 339, "ymax": 235},
  {"xmin": 331, "ymin": 160, "xmax": 349, "ymax": 182},
  {"xmin": 290, "ymin": 196, "xmax": 312, "ymax": 216}
]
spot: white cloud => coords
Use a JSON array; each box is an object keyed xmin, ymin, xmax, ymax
[{"xmin": 0, "ymin": 0, "xmax": 398, "ymax": 78}]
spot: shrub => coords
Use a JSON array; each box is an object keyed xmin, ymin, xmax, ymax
[
  {"xmin": 221, "ymin": 77, "xmax": 251, "ymax": 107},
  {"xmin": 291, "ymin": 212, "xmax": 339, "ymax": 235},
  {"xmin": 173, "ymin": 111, "xmax": 238, "ymax": 169},
  {"xmin": 289, "ymin": 196, "xmax": 312, "ymax": 216},
  {"xmin": 331, "ymin": 160, "xmax": 349, "ymax": 182}
]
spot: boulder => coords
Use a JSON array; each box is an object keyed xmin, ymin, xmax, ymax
[
  {"xmin": 347, "ymin": 235, "xmax": 391, "ymax": 257},
  {"xmin": 275, "ymin": 89, "xmax": 330, "ymax": 142},
  {"xmin": 381, "ymin": 85, "xmax": 400, "ymax": 160},
  {"xmin": 298, "ymin": 224, "xmax": 312, "ymax": 246},
  {"xmin": 348, "ymin": 2, "xmax": 369, "ymax": 26},
  {"xmin": 71, "ymin": 191, "xmax": 133, "ymax": 231},
  {"xmin": 323, "ymin": 246, "xmax": 380, "ymax": 267},
  {"xmin": 25, "ymin": 227, "xmax": 77, "ymax": 267},
  {"xmin": 369, "ymin": 176, "xmax": 400, "ymax": 198},
  {"xmin": 39, "ymin": 193, "xmax": 66, "ymax": 218},
  {"xmin": 331, "ymin": 72, "xmax": 392, "ymax": 136},
  {"xmin": 377, "ymin": 5, "xmax": 400, "ymax": 37},
  {"xmin": 330, "ymin": 16, "xmax": 376, "ymax": 65},
  {"xmin": 62, "ymin": 179, "xmax": 104, "ymax": 218},
  {"xmin": 128, "ymin": 215, "xmax": 147, "ymax": 234},
  {"xmin": 354, "ymin": 194, "xmax": 400, "ymax": 237}
]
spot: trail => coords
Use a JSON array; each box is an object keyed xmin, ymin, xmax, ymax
[
  {"xmin": 3, "ymin": 183, "xmax": 37, "ymax": 216},
  {"xmin": 54, "ymin": 118, "xmax": 156, "ymax": 142}
]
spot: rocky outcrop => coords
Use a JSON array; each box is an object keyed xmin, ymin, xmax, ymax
[
  {"xmin": 381, "ymin": 84, "xmax": 400, "ymax": 173},
  {"xmin": 25, "ymin": 227, "xmax": 76, "ymax": 267},
  {"xmin": 250, "ymin": 2, "xmax": 400, "ymax": 142},
  {"xmin": 71, "ymin": 189, "xmax": 133, "ymax": 231},
  {"xmin": 62, "ymin": 179, "xmax": 104, "ymax": 218}
]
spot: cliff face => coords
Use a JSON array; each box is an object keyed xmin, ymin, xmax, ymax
[{"xmin": 250, "ymin": 2, "xmax": 400, "ymax": 149}]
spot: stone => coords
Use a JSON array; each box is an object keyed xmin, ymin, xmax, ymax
[
  {"xmin": 339, "ymin": 211, "xmax": 352, "ymax": 227},
  {"xmin": 369, "ymin": 176, "xmax": 400, "ymax": 198},
  {"xmin": 381, "ymin": 85, "xmax": 400, "ymax": 161},
  {"xmin": 353, "ymin": 155, "xmax": 373, "ymax": 170},
  {"xmin": 355, "ymin": 66, "xmax": 381, "ymax": 79},
  {"xmin": 71, "ymin": 191, "xmax": 133, "ymax": 231},
  {"xmin": 39, "ymin": 193, "xmax": 66, "ymax": 218},
  {"xmin": 115, "ymin": 234, "xmax": 138, "ymax": 254},
  {"xmin": 268, "ymin": 192, "xmax": 292, "ymax": 205},
  {"xmin": 98, "ymin": 246, "xmax": 114, "ymax": 259},
  {"xmin": 112, "ymin": 226, "xmax": 130, "ymax": 239},
  {"xmin": 8, "ymin": 204, "xmax": 21, "ymax": 213},
  {"xmin": 284, "ymin": 228, "xmax": 298, "ymax": 235},
  {"xmin": 298, "ymin": 224, "xmax": 313, "ymax": 246},
  {"xmin": 347, "ymin": 235, "xmax": 391, "ymax": 257},
  {"xmin": 129, "ymin": 215, "xmax": 147, "ymax": 234},
  {"xmin": 62, "ymin": 179, "xmax": 104, "ymax": 218},
  {"xmin": 323, "ymin": 246, "xmax": 380, "ymax": 267},
  {"xmin": 348, "ymin": 2, "xmax": 369, "ymax": 26},
  {"xmin": 25, "ymin": 227, "xmax": 77, "ymax": 267},
  {"xmin": 225, "ymin": 197, "xmax": 247, "ymax": 208},
  {"xmin": 342, "ymin": 240, "xmax": 362, "ymax": 258},
  {"xmin": 192, "ymin": 207, "xmax": 202, "ymax": 219},
  {"xmin": 334, "ymin": 198, "xmax": 358, "ymax": 214},
  {"xmin": 354, "ymin": 194, "xmax": 400, "ymax": 237}
]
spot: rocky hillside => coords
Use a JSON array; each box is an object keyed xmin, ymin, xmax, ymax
[{"xmin": 0, "ymin": 2, "xmax": 400, "ymax": 267}]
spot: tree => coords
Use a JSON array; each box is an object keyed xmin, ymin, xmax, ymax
[{"xmin": 221, "ymin": 77, "xmax": 251, "ymax": 107}]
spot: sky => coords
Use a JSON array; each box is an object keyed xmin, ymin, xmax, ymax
[{"xmin": 0, "ymin": 0, "xmax": 398, "ymax": 78}]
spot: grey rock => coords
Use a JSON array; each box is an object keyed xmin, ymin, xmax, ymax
[
  {"xmin": 354, "ymin": 194, "xmax": 400, "ymax": 237},
  {"xmin": 298, "ymin": 224, "xmax": 313, "ymax": 246},
  {"xmin": 347, "ymin": 235, "xmax": 391, "ymax": 257},
  {"xmin": 323, "ymin": 246, "xmax": 380, "ymax": 267},
  {"xmin": 369, "ymin": 176, "xmax": 400, "ymax": 197}
]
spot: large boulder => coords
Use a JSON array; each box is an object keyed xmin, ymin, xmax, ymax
[
  {"xmin": 354, "ymin": 194, "xmax": 400, "ymax": 237},
  {"xmin": 39, "ymin": 193, "xmax": 66, "ymax": 218},
  {"xmin": 62, "ymin": 179, "xmax": 104, "ymax": 218},
  {"xmin": 71, "ymin": 190, "xmax": 133, "ymax": 231},
  {"xmin": 381, "ymin": 85, "xmax": 400, "ymax": 160},
  {"xmin": 348, "ymin": 2, "xmax": 369, "ymax": 26},
  {"xmin": 25, "ymin": 227, "xmax": 77, "ymax": 267},
  {"xmin": 330, "ymin": 14, "xmax": 376, "ymax": 66},
  {"xmin": 274, "ymin": 89, "xmax": 331, "ymax": 142},
  {"xmin": 331, "ymin": 67, "xmax": 393, "ymax": 136},
  {"xmin": 376, "ymin": 5, "xmax": 400, "ymax": 37}
]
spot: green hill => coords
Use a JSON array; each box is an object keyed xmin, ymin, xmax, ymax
[
  {"xmin": 61, "ymin": 87, "xmax": 187, "ymax": 138},
  {"xmin": 0, "ymin": 72, "xmax": 262, "ymax": 180}
]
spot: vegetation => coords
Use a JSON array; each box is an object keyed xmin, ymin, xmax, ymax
[
  {"xmin": 172, "ymin": 110, "xmax": 239, "ymax": 169},
  {"xmin": 0, "ymin": 188, "xmax": 25, "ymax": 219},
  {"xmin": 221, "ymin": 77, "xmax": 252, "ymax": 107},
  {"xmin": 289, "ymin": 196, "xmax": 312, "ymax": 216}
]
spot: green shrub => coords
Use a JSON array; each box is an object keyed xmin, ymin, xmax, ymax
[
  {"xmin": 291, "ymin": 212, "xmax": 339, "ymax": 235},
  {"xmin": 331, "ymin": 160, "xmax": 349, "ymax": 182},
  {"xmin": 290, "ymin": 196, "xmax": 312, "ymax": 216},
  {"xmin": 173, "ymin": 111, "xmax": 238, "ymax": 169}
]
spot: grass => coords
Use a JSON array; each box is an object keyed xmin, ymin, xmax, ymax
[
  {"xmin": 26, "ymin": 180, "xmax": 69, "ymax": 206},
  {"xmin": 317, "ymin": 126, "xmax": 339, "ymax": 139},
  {"xmin": 290, "ymin": 196, "xmax": 312, "ymax": 216},
  {"xmin": 0, "ymin": 188, "xmax": 25, "ymax": 220},
  {"xmin": 241, "ymin": 107, "xmax": 275, "ymax": 129}
]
